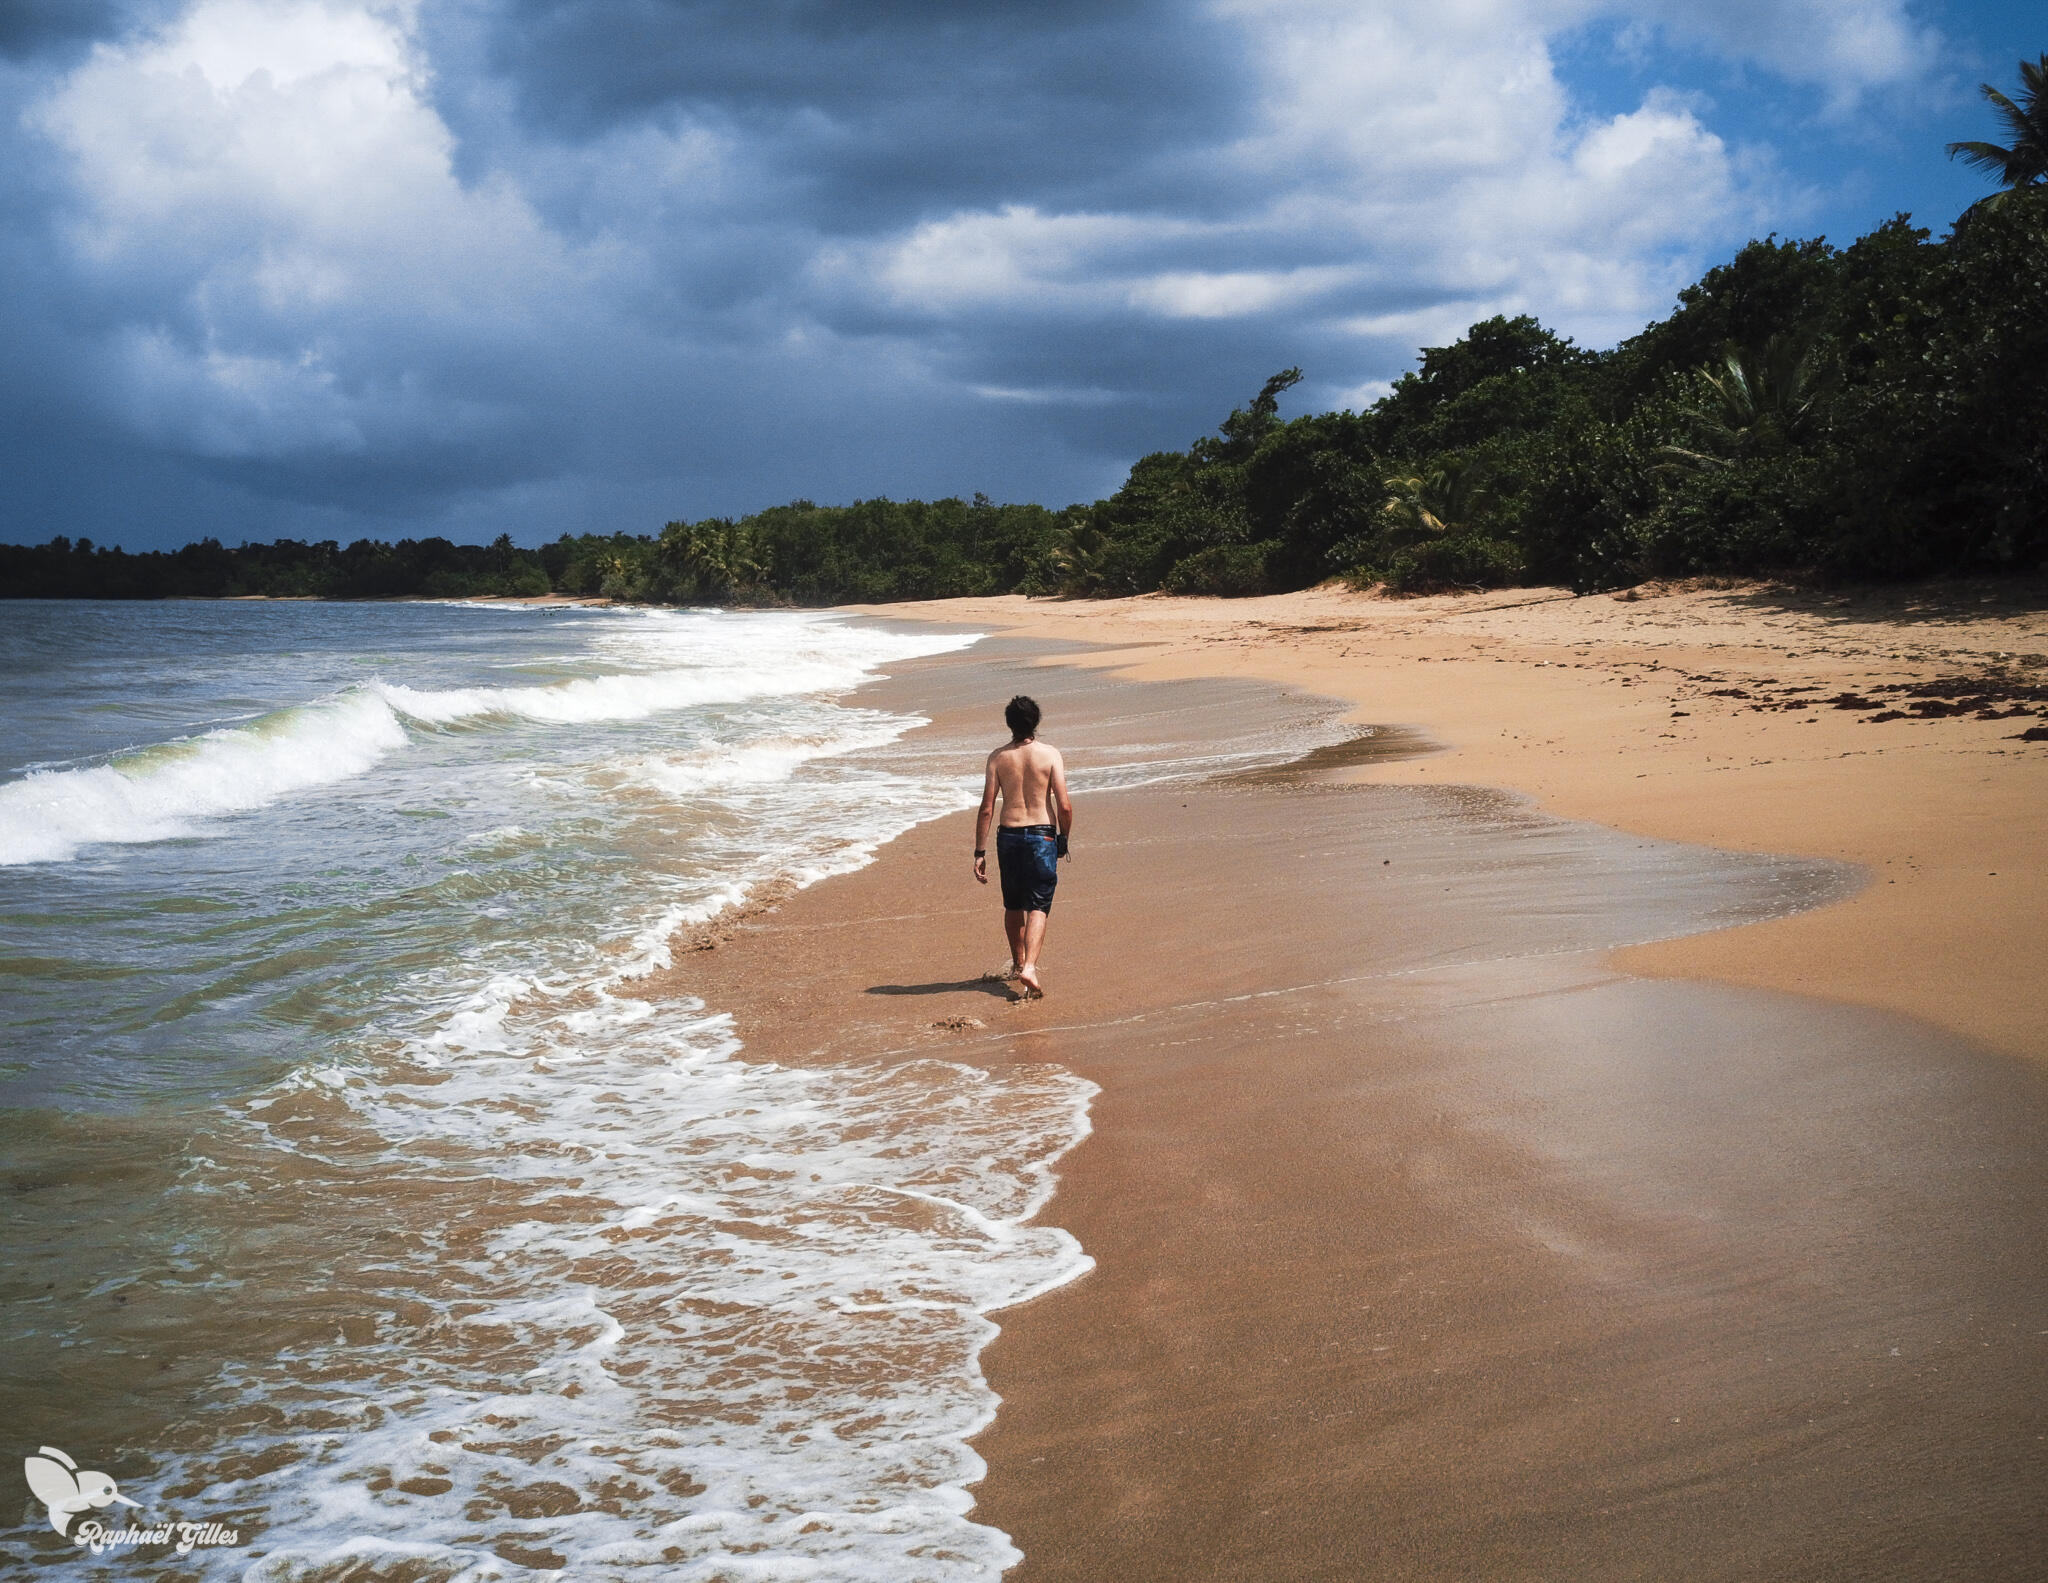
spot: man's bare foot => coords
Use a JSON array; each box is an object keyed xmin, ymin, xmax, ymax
[
  {"xmin": 1013, "ymin": 963, "xmax": 1043, "ymax": 1000},
  {"xmin": 980, "ymin": 960, "xmax": 1019, "ymax": 983}
]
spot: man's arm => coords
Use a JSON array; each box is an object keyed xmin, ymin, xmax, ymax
[
  {"xmin": 973, "ymin": 754, "xmax": 998, "ymax": 884},
  {"xmin": 1050, "ymin": 751, "xmax": 1072, "ymax": 856}
]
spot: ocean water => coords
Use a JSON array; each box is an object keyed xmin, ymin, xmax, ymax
[{"xmin": 0, "ymin": 600, "xmax": 1097, "ymax": 1580}]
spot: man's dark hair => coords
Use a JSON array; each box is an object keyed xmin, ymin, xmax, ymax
[{"xmin": 1005, "ymin": 695, "xmax": 1042, "ymax": 740}]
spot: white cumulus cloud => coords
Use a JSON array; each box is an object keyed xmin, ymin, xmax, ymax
[
  {"xmin": 30, "ymin": 0, "xmax": 586, "ymax": 459},
  {"xmin": 1622, "ymin": 0, "xmax": 1938, "ymax": 103}
]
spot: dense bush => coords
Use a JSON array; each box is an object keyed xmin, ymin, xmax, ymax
[
  {"xmin": 1056, "ymin": 191, "xmax": 2048, "ymax": 596},
  {"xmin": 1359, "ymin": 534, "xmax": 1527, "ymax": 595},
  {"xmin": 1164, "ymin": 542, "xmax": 1277, "ymax": 597}
]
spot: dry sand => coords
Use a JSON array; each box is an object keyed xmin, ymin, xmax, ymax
[{"xmin": 657, "ymin": 581, "xmax": 2048, "ymax": 1580}]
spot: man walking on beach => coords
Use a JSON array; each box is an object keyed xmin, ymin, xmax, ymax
[{"xmin": 973, "ymin": 695, "xmax": 1072, "ymax": 1000}]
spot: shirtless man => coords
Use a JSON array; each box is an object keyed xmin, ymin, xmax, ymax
[{"xmin": 972, "ymin": 695, "xmax": 1072, "ymax": 1000}]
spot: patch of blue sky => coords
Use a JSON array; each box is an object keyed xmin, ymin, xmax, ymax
[{"xmin": 1553, "ymin": 1, "xmax": 2044, "ymax": 255}]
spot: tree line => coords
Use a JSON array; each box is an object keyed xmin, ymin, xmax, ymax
[
  {"xmin": 0, "ymin": 498, "xmax": 1067, "ymax": 603},
  {"xmin": 7, "ymin": 57, "xmax": 2045, "ymax": 606}
]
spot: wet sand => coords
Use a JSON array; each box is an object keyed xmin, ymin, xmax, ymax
[{"xmin": 665, "ymin": 636, "xmax": 2048, "ymax": 1581}]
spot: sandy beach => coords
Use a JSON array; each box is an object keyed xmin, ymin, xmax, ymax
[
  {"xmin": 658, "ymin": 579, "xmax": 2048, "ymax": 1580},
  {"xmin": 856, "ymin": 578, "xmax": 2048, "ymax": 1062}
]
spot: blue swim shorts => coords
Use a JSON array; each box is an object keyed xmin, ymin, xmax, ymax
[{"xmin": 995, "ymin": 825, "xmax": 1058, "ymax": 913}]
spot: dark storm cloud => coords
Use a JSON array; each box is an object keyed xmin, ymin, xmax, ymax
[
  {"xmin": 0, "ymin": 0, "xmax": 1286, "ymax": 549},
  {"xmin": 0, "ymin": 0, "xmax": 1966, "ymax": 551},
  {"xmin": 472, "ymin": 0, "xmax": 1250, "ymax": 220}
]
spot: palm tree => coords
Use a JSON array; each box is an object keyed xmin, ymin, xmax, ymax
[
  {"xmin": 1659, "ymin": 333, "xmax": 1830, "ymax": 471},
  {"xmin": 1376, "ymin": 457, "xmax": 1492, "ymax": 546},
  {"xmin": 1947, "ymin": 54, "xmax": 2048, "ymax": 209},
  {"xmin": 655, "ymin": 517, "xmax": 762, "ymax": 599},
  {"xmin": 595, "ymin": 552, "xmax": 643, "ymax": 602},
  {"xmin": 1044, "ymin": 519, "xmax": 1110, "ymax": 595}
]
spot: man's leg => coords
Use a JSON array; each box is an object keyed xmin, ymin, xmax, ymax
[
  {"xmin": 1016, "ymin": 909, "xmax": 1049, "ymax": 996},
  {"xmin": 1003, "ymin": 909, "xmax": 1027, "ymax": 977}
]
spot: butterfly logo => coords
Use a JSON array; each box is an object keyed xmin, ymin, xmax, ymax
[{"xmin": 23, "ymin": 1446, "xmax": 142, "ymax": 1537}]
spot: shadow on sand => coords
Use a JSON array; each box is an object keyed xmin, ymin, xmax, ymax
[
  {"xmin": 864, "ymin": 977, "xmax": 1016, "ymax": 1000},
  {"xmin": 1701, "ymin": 573, "xmax": 2048, "ymax": 635}
]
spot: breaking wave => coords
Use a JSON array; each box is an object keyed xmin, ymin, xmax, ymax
[{"xmin": 0, "ymin": 611, "xmax": 975, "ymax": 865}]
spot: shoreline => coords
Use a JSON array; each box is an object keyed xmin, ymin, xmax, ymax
[
  {"xmin": 655, "ymin": 629, "xmax": 2048, "ymax": 1580},
  {"xmin": 846, "ymin": 578, "xmax": 2048, "ymax": 1062}
]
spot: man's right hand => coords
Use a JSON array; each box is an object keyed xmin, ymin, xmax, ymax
[{"xmin": 973, "ymin": 852, "xmax": 988, "ymax": 884}]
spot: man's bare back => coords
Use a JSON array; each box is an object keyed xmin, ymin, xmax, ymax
[
  {"xmin": 987, "ymin": 738, "xmax": 1064, "ymax": 827},
  {"xmin": 972, "ymin": 696, "xmax": 1072, "ymax": 999}
]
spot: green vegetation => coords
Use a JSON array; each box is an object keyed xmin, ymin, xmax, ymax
[
  {"xmin": 0, "ymin": 500, "xmax": 1069, "ymax": 604},
  {"xmin": 0, "ymin": 532, "xmax": 558, "ymax": 601},
  {"xmin": 7, "ymin": 60, "xmax": 2045, "ymax": 606},
  {"xmin": 1055, "ymin": 198, "xmax": 2045, "ymax": 597}
]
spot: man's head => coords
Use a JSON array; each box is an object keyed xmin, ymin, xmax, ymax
[{"xmin": 1005, "ymin": 695, "xmax": 1042, "ymax": 741}]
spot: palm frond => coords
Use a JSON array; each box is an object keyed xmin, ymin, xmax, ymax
[
  {"xmin": 1979, "ymin": 84, "xmax": 2028, "ymax": 136},
  {"xmin": 1950, "ymin": 57, "xmax": 2048, "ymax": 194},
  {"xmin": 1946, "ymin": 138, "xmax": 2022, "ymax": 180}
]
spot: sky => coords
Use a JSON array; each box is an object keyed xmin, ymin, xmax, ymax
[{"xmin": 0, "ymin": 0, "xmax": 2037, "ymax": 551}]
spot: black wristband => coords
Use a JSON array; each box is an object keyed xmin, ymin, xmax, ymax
[{"xmin": 974, "ymin": 848, "xmax": 986, "ymax": 857}]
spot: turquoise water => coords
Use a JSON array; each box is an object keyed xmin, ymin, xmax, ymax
[
  {"xmin": 1, "ymin": 600, "xmax": 991, "ymax": 1108},
  {"xmin": 0, "ymin": 599, "xmax": 1096, "ymax": 1580}
]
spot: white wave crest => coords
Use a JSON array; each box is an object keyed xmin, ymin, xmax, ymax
[
  {"xmin": 0, "ymin": 690, "xmax": 409, "ymax": 865},
  {"xmin": 369, "ymin": 661, "xmax": 852, "ymax": 729},
  {"xmin": 0, "ymin": 616, "xmax": 979, "ymax": 865}
]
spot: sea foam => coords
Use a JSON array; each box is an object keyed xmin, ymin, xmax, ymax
[
  {"xmin": 179, "ymin": 986, "xmax": 1097, "ymax": 1581},
  {"xmin": 17, "ymin": 605, "xmax": 1093, "ymax": 1580},
  {"xmin": 129, "ymin": 859, "xmax": 1093, "ymax": 1581},
  {"xmin": 0, "ymin": 610, "xmax": 975, "ymax": 866}
]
